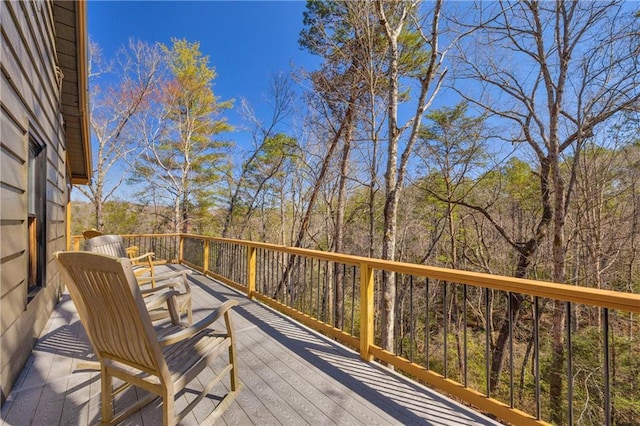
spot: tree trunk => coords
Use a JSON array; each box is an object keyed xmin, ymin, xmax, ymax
[
  {"xmin": 490, "ymin": 157, "xmax": 552, "ymax": 389},
  {"xmin": 174, "ymin": 198, "xmax": 181, "ymax": 234},
  {"xmin": 368, "ymin": 141, "xmax": 378, "ymax": 259},
  {"xmin": 95, "ymin": 192, "xmax": 104, "ymax": 231},
  {"xmin": 272, "ymin": 100, "xmax": 352, "ymax": 299},
  {"xmin": 377, "ymin": 0, "xmax": 443, "ymax": 353},
  {"xmin": 549, "ymin": 300, "xmax": 566, "ymax": 424},
  {"xmin": 181, "ymin": 188, "xmax": 189, "ymax": 234},
  {"xmin": 550, "ymin": 137, "xmax": 568, "ymax": 423},
  {"xmin": 379, "ymin": 0, "xmax": 402, "ymax": 353},
  {"xmin": 333, "ymin": 110, "xmax": 354, "ymax": 329}
]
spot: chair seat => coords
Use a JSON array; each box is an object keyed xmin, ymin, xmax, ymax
[
  {"xmin": 164, "ymin": 330, "xmax": 229, "ymax": 383},
  {"xmin": 106, "ymin": 327, "xmax": 230, "ymax": 387}
]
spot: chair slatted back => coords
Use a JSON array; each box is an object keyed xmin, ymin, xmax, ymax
[
  {"xmin": 55, "ymin": 252, "xmax": 166, "ymax": 374},
  {"xmin": 83, "ymin": 235, "xmax": 128, "ymax": 257}
]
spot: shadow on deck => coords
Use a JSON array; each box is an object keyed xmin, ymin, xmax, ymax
[{"xmin": 1, "ymin": 266, "xmax": 501, "ymax": 425}]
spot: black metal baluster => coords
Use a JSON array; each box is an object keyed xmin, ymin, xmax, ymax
[
  {"xmin": 342, "ymin": 264, "xmax": 346, "ymax": 331},
  {"xmin": 303, "ymin": 257, "xmax": 308, "ymax": 314},
  {"xmin": 288, "ymin": 254, "xmax": 293, "ymax": 307},
  {"xmin": 509, "ymin": 292, "xmax": 514, "ymax": 408},
  {"xmin": 309, "ymin": 258, "xmax": 314, "ymax": 316},
  {"xmin": 396, "ymin": 272, "xmax": 401, "ymax": 356},
  {"xmin": 351, "ymin": 266, "xmax": 356, "ymax": 336},
  {"xmin": 323, "ymin": 261, "xmax": 328, "ymax": 323},
  {"xmin": 262, "ymin": 249, "xmax": 267, "ymax": 294},
  {"xmin": 271, "ymin": 250, "xmax": 275, "ymax": 296},
  {"xmin": 566, "ymin": 302, "xmax": 573, "ymax": 425},
  {"xmin": 233, "ymin": 244, "xmax": 242, "ymax": 283},
  {"xmin": 534, "ymin": 296, "xmax": 541, "ymax": 419},
  {"xmin": 443, "ymin": 281, "xmax": 448, "ymax": 379},
  {"xmin": 603, "ymin": 307, "xmax": 611, "ymax": 426},
  {"xmin": 464, "ymin": 284, "xmax": 468, "ymax": 387},
  {"xmin": 426, "ymin": 277, "xmax": 430, "ymax": 371},
  {"xmin": 317, "ymin": 259, "xmax": 322, "ymax": 321},
  {"xmin": 296, "ymin": 256, "xmax": 301, "ymax": 310}
]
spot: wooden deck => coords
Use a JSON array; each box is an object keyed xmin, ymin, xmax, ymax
[{"xmin": 1, "ymin": 266, "xmax": 501, "ymax": 425}]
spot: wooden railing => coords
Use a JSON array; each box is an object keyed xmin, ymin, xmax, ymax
[{"xmin": 71, "ymin": 233, "xmax": 640, "ymax": 425}]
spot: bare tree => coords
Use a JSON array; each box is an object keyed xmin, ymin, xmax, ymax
[
  {"xmin": 454, "ymin": 2, "xmax": 640, "ymax": 418},
  {"xmin": 77, "ymin": 40, "xmax": 164, "ymax": 231},
  {"xmin": 221, "ymin": 74, "xmax": 296, "ymax": 239}
]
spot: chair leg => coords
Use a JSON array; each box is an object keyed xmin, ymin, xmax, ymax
[
  {"xmin": 149, "ymin": 260, "xmax": 156, "ymax": 288},
  {"xmin": 228, "ymin": 344, "xmax": 239, "ymax": 391},
  {"xmin": 167, "ymin": 296, "xmax": 181, "ymax": 325},
  {"xmin": 163, "ymin": 388, "xmax": 175, "ymax": 426},
  {"xmin": 186, "ymin": 299, "xmax": 193, "ymax": 325},
  {"xmin": 224, "ymin": 311, "xmax": 239, "ymax": 391},
  {"xmin": 101, "ymin": 366, "xmax": 113, "ymax": 424}
]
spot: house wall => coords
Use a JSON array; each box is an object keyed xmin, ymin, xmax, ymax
[{"xmin": 1, "ymin": 0, "xmax": 72, "ymax": 403}]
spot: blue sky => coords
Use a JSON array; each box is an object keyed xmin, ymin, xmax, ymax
[{"xmin": 88, "ymin": 1, "xmax": 318, "ymax": 141}]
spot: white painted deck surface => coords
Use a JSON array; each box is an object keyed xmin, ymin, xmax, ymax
[{"xmin": 1, "ymin": 266, "xmax": 502, "ymax": 425}]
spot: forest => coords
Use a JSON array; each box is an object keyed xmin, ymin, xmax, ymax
[{"xmin": 73, "ymin": 2, "xmax": 640, "ymax": 423}]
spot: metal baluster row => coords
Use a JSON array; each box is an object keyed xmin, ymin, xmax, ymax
[{"xmin": 384, "ymin": 273, "xmax": 624, "ymax": 425}]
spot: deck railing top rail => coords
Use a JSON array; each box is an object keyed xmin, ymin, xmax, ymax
[
  {"xmin": 73, "ymin": 233, "xmax": 640, "ymax": 313},
  {"xmin": 100, "ymin": 233, "xmax": 640, "ymax": 313}
]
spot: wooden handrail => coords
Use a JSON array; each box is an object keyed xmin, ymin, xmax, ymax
[
  {"xmin": 72, "ymin": 233, "xmax": 640, "ymax": 313},
  {"xmin": 178, "ymin": 233, "xmax": 640, "ymax": 313}
]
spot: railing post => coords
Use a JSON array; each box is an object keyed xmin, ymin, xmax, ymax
[
  {"xmin": 203, "ymin": 239, "xmax": 209, "ymax": 273},
  {"xmin": 247, "ymin": 245, "xmax": 256, "ymax": 299},
  {"xmin": 179, "ymin": 234, "xmax": 184, "ymax": 264},
  {"xmin": 73, "ymin": 237, "xmax": 81, "ymax": 252},
  {"xmin": 66, "ymin": 197, "xmax": 72, "ymax": 251},
  {"xmin": 360, "ymin": 262, "xmax": 374, "ymax": 362}
]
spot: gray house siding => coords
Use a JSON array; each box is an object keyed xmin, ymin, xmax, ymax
[{"xmin": 0, "ymin": 0, "xmax": 88, "ymax": 403}]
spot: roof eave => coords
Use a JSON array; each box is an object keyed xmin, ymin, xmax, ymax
[
  {"xmin": 56, "ymin": 0, "xmax": 91, "ymax": 185},
  {"xmin": 73, "ymin": 0, "xmax": 91, "ymax": 185}
]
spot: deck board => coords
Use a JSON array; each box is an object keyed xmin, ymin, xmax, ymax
[{"xmin": 1, "ymin": 266, "xmax": 502, "ymax": 425}]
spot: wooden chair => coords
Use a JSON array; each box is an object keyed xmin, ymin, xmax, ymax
[
  {"xmin": 84, "ymin": 234, "xmax": 154, "ymax": 277},
  {"xmin": 54, "ymin": 251, "xmax": 241, "ymax": 425},
  {"xmin": 84, "ymin": 234, "xmax": 192, "ymax": 324}
]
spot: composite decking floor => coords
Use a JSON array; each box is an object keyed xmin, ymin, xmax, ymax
[{"xmin": 1, "ymin": 266, "xmax": 501, "ymax": 426}]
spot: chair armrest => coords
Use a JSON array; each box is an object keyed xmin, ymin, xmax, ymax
[
  {"xmin": 126, "ymin": 246, "xmax": 139, "ymax": 257},
  {"xmin": 137, "ymin": 270, "xmax": 190, "ymax": 285},
  {"xmin": 144, "ymin": 290, "xmax": 181, "ymax": 311},
  {"xmin": 140, "ymin": 282, "xmax": 178, "ymax": 295},
  {"xmin": 129, "ymin": 252, "xmax": 155, "ymax": 263},
  {"xmin": 158, "ymin": 300, "xmax": 238, "ymax": 347},
  {"xmin": 137, "ymin": 270, "xmax": 191, "ymax": 294}
]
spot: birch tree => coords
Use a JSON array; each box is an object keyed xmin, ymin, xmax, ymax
[{"xmin": 77, "ymin": 40, "xmax": 163, "ymax": 231}]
